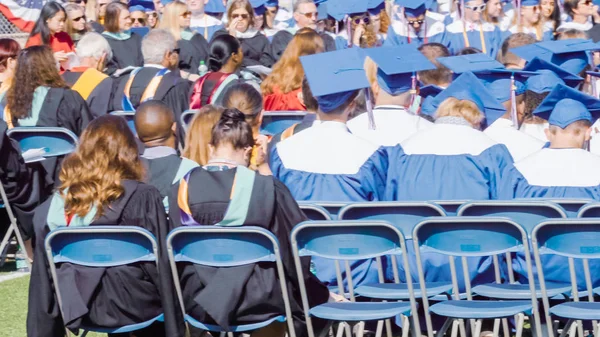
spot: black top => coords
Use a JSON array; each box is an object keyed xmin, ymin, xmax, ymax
[
  {"xmin": 104, "ymin": 33, "xmax": 144, "ymax": 76},
  {"xmin": 90, "ymin": 21, "xmax": 104, "ymax": 33},
  {"xmin": 62, "ymin": 70, "xmax": 115, "ymax": 118},
  {"xmin": 178, "ymin": 34, "xmax": 210, "ymax": 74},
  {"xmin": 212, "ymin": 29, "xmax": 274, "ymax": 68},
  {"xmin": 270, "ymin": 30, "xmax": 336, "ymax": 62},
  {"xmin": 27, "ymin": 181, "xmax": 185, "ymax": 337},
  {"xmin": 143, "ymin": 153, "xmax": 183, "ymax": 201},
  {"xmin": 168, "ymin": 167, "xmax": 329, "ymax": 336}
]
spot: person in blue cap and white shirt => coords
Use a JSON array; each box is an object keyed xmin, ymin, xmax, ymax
[
  {"xmin": 270, "ymin": 48, "xmax": 389, "ymax": 290},
  {"xmin": 367, "ymin": 0, "xmax": 388, "ymax": 44},
  {"xmin": 385, "ymin": 0, "xmax": 447, "ymax": 46},
  {"xmin": 347, "ymin": 45, "xmax": 436, "ymax": 146},
  {"xmin": 442, "ymin": 0, "xmax": 503, "ymax": 58},
  {"xmin": 188, "ymin": 0, "xmax": 225, "ymax": 41},
  {"xmin": 506, "ymin": 0, "xmax": 553, "ymax": 41},
  {"xmin": 326, "ymin": 0, "xmax": 380, "ymax": 49},
  {"xmin": 498, "ymin": 84, "xmax": 600, "ymax": 291}
]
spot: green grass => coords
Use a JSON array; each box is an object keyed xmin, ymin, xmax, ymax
[{"xmin": 0, "ymin": 275, "xmax": 107, "ymax": 337}]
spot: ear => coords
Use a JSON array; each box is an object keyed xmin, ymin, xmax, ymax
[
  {"xmin": 585, "ymin": 126, "xmax": 593, "ymax": 141},
  {"xmin": 244, "ymin": 146, "xmax": 253, "ymax": 164},
  {"xmin": 208, "ymin": 144, "xmax": 216, "ymax": 158},
  {"xmin": 171, "ymin": 122, "xmax": 177, "ymax": 133},
  {"xmin": 371, "ymin": 80, "xmax": 381, "ymax": 100},
  {"xmin": 97, "ymin": 52, "xmax": 107, "ymax": 71},
  {"xmin": 297, "ymin": 91, "xmax": 305, "ymax": 106},
  {"xmin": 544, "ymin": 128, "xmax": 552, "ymax": 142}
]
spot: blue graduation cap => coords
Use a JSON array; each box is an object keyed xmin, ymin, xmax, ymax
[
  {"xmin": 522, "ymin": 57, "xmax": 584, "ymax": 88},
  {"xmin": 317, "ymin": 2, "xmax": 329, "ymax": 21},
  {"xmin": 129, "ymin": 5, "xmax": 146, "ymax": 12},
  {"xmin": 368, "ymin": 0, "xmax": 385, "ymax": 14},
  {"xmin": 474, "ymin": 69, "xmax": 537, "ymax": 101},
  {"xmin": 160, "ymin": 0, "xmax": 173, "ymax": 5},
  {"xmin": 327, "ymin": 0, "xmax": 368, "ymax": 21},
  {"xmin": 437, "ymin": 53, "xmax": 504, "ymax": 74},
  {"xmin": 520, "ymin": 0, "xmax": 540, "ymax": 5},
  {"xmin": 301, "ymin": 48, "xmax": 370, "ymax": 113},
  {"xmin": 128, "ymin": 0, "xmax": 155, "ymax": 11},
  {"xmin": 533, "ymin": 84, "xmax": 600, "ymax": 128},
  {"xmin": 431, "ymin": 72, "xmax": 507, "ymax": 127},
  {"xmin": 250, "ymin": 0, "xmax": 267, "ymax": 15},
  {"xmin": 399, "ymin": 0, "xmax": 428, "ymax": 18},
  {"xmin": 205, "ymin": 0, "xmax": 227, "ymax": 14},
  {"xmin": 510, "ymin": 43, "xmax": 553, "ymax": 63},
  {"xmin": 365, "ymin": 46, "xmax": 436, "ymax": 95},
  {"xmin": 265, "ymin": 0, "xmax": 278, "ymax": 7},
  {"xmin": 513, "ymin": 40, "xmax": 597, "ymax": 75},
  {"xmin": 419, "ymin": 84, "xmax": 443, "ymax": 98},
  {"xmin": 419, "ymin": 85, "xmax": 443, "ymax": 116},
  {"xmin": 525, "ymin": 70, "xmax": 565, "ymax": 94}
]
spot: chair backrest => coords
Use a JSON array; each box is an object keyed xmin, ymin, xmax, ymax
[
  {"xmin": 457, "ymin": 200, "xmax": 567, "ymax": 235},
  {"xmin": 298, "ymin": 203, "xmax": 332, "ymax": 221},
  {"xmin": 290, "ymin": 220, "xmax": 418, "ymax": 337},
  {"xmin": 7, "ymin": 127, "xmax": 78, "ymax": 160},
  {"xmin": 577, "ymin": 202, "xmax": 600, "ymax": 218},
  {"xmin": 110, "ymin": 111, "xmax": 136, "ymax": 134},
  {"xmin": 166, "ymin": 225, "xmax": 296, "ymax": 337},
  {"xmin": 431, "ymin": 200, "xmax": 468, "ymax": 216},
  {"xmin": 543, "ymin": 198, "xmax": 594, "ymax": 218},
  {"xmin": 260, "ymin": 111, "xmax": 307, "ymax": 136},
  {"xmin": 181, "ymin": 110, "xmax": 198, "ymax": 131},
  {"xmin": 532, "ymin": 219, "xmax": 600, "ymax": 337},
  {"xmin": 338, "ymin": 201, "xmax": 446, "ymax": 239},
  {"xmin": 312, "ymin": 202, "xmax": 348, "ymax": 219}
]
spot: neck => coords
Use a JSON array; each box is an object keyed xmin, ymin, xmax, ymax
[
  {"xmin": 550, "ymin": 139, "xmax": 585, "ymax": 149},
  {"xmin": 210, "ymin": 147, "xmax": 247, "ymax": 166},
  {"xmin": 220, "ymin": 61, "xmax": 237, "ymax": 73},
  {"xmin": 191, "ymin": 11, "xmax": 205, "ymax": 19},
  {"xmin": 376, "ymin": 91, "xmax": 411, "ymax": 107},
  {"xmin": 144, "ymin": 137, "xmax": 176, "ymax": 149},
  {"xmin": 573, "ymin": 13, "xmax": 588, "ymax": 24},
  {"xmin": 317, "ymin": 112, "xmax": 347, "ymax": 123},
  {"xmin": 0, "ymin": 72, "xmax": 11, "ymax": 83},
  {"xmin": 79, "ymin": 58, "xmax": 98, "ymax": 69}
]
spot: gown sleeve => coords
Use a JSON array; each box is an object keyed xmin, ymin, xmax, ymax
[
  {"xmin": 269, "ymin": 31, "xmax": 293, "ymax": 62},
  {"xmin": 479, "ymin": 143, "xmax": 514, "ymax": 200},
  {"xmin": 56, "ymin": 89, "xmax": 93, "ymax": 137},
  {"xmin": 87, "ymin": 77, "xmax": 113, "ymax": 118},
  {"xmin": 162, "ymin": 79, "xmax": 193, "ymax": 148},
  {"xmin": 258, "ymin": 35, "xmax": 275, "ymax": 68}
]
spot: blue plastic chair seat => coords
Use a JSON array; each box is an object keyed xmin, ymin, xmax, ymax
[
  {"xmin": 549, "ymin": 302, "xmax": 600, "ymax": 320},
  {"xmin": 430, "ymin": 300, "xmax": 533, "ymax": 319},
  {"xmin": 309, "ymin": 302, "xmax": 412, "ymax": 321},
  {"xmin": 81, "ymin": 314, "xmax": 164, "ymax": 333},
  {"xmin": 355, "ymin": 282, "xmax": 452, "ymax": 300},
  {"xmin": 473, "ymin": 282, "xmax": 572, "ymax": 299},
  {"xmin": 185, "ymin": 314, "xmax": 285, "ymax": 332}
]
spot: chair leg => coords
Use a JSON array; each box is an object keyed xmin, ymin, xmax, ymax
[
  {"xmin": 576, "ymin": 320, "xmax": 584, "ymax": 337},
  {"xmin": 336, "ymin": 323, "xmax": 345, "ymax": 337},
  {"xmin": 472, "ymin": 320, "xmax": 482, "ymax": 337},
  {"xmin": 385, "ymin": 319, "xmax": 393, "ymax": 337},
  {"xmin": 451, "ymin": 320, "xmax": 460, "ymax": 337},
  {"xmin": 80, "ymin": 330, "xmax": 88, "ymax": 337},
  {"xmin": 515, "ymin": 314, "xmax": 525, "ymax": 337},
  {"xmin": 219, "ymin": 333, "xmax": 226, "ymax": 337},
  {"xmin": 559, "ymin": 320, "xmax": 574, "ymax": 337},
  {"xmin": 355, "ymin": 322, "xmax": 366, "ymax": 337},
  {"xmin": 401, "ymin": 315, "xmax": 411, "ymax": 337},
  {"xmin": 375, "ymin": 320, "xmax": 384, "ymax": 337},
  {"xmin": 344, "ymin": 323, "xmax": 352, "ymax": 337},
  {"xmin": 492, "ymin": 319, "xmax": 500, "ymax": 337},
  {"xmin": 459, "ymin": 319, "xmax": 468, "ymax": 337},
  {"xmin": 436, "ymin": 319, "xmax": 453, "ymax": 337},
  {"xmin": 501, "ymin": 318, "xmax": 510, "ymax": 337},
  {"xmin": 595, "ymin": 322, "xmax": 600, "ymax": 337}
]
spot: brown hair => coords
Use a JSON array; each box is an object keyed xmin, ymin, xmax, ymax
[
  {"xmin": 350, "ymin": 13, "xmax": 378, "ymax": 48},
  {"xmin": 227, "ymin": 0, "xmax": 255, "ymax": 28},
  {"xmin": 549, "ymin": 119, "xmax": 592, "ymax": 134},
  {"xmin": 104, "ymin": 2, "xmax": 128, "ymax": 33},
  {"xmin": 557, "ymin": 28, "xmax": 588, "ymax": 40},
  {"xmin": 418, "ymin": 43, "xmax": 452, "ymax": 86},
  {"xmin": 59, "ymin": 115, "xmax": 145, "ymax": 218},
  {"xmin": 261, "ymin": 28, "xmax": 324, "ymax": 95},
  {"xmin": 221, "ymin": 83, "xmax": 263, "ymax": 131},
  {"xmin": 0, "ymin": 38, "xmax": 20, "ymax": 73},
  {"xmin": 211, "ymin": 108, "xmax": 255, "ymax": 150},
  {"xmin": 562, "ymin": 0, "xmax": 579, "ymax": 17},
  {"xmin": 183, "ymin": 105, "xmax": 224, "ymax": 165},
  {"xmin": 301, "ymin": 76, "xmax": 318, "ymax": 112},
  {"xmin": 435, "ymin": 97, "xmax": 484, "ymax": 127},
  {"xmin": 499, "ymin": 33, "xmax": 536, "ymax": 66},
  {"xmin": 379, "ymin": 9, "xmax": 390, "ymax": 34},
  {"xmin": 65, "ymin": 3, "xmax": 89, "ymax": 39},
  {"xmin": 6, "ymin": 46, "xmax": 67, "ymax": 119}
]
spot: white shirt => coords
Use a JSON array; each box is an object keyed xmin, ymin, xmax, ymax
[
  {"xmin": 520, "ymin": 122, "xmax": 549, "ymax": 143},
  {"xmin": 484, "ymin": 118, "xmax": 544, "ymax": 161}
]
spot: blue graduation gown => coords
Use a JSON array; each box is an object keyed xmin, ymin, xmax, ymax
[
  {"xmin": 386, "ymin": 121, "xmax": 514, "ymax": 289},
  {"xmin": 270, "ymin": 121, "xmax": 389, "ymax": 289},
  {"xmin": 442, "ymin": 20, "xmax": 503, "ymax": 58},
  {"xmin": 384, "ymin": 16, "xmax": 446, "ymax": 47},
  {"xmin": 499, "ymin": 148, "xmax": 600, "ymax": 289}
]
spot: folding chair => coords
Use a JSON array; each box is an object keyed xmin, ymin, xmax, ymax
[
  {"xmin": 298, "ymin": 203, "xmax": 332, "ymax": 221},
  {"xmin": 432, "ymin": 200, "xmax": 469, "ymax": 216},
  {"xmin": 166, "ymin": 226, "xmax": 296, "ymax": 337},
  {"xmin": 110, "ymin": 111, "xmax": 136, "ymax": 134},
  {"xmin": 541, "ymin": 198, "xmax": 594, "ymax": 218},
  {"xmin": 260, "ymin": 111, "xmax": 307, "ymax": 136},
  {"xmin": 413, "ymin": 217, "xmax": 541, "ymax": 337},
  {"xmin": 181, "ymin": 109, "xmax": 199, "ymax": 132},
  {"xmin": 532, "ymin": 219, "xmax": 600, "ymax": 337},
  {"xmin": 313, "ymin": 202, "xmax": 349, "ymax": 220},
  {"xmin": 44, "ymin": 226, "xmax": 164, "ymax": 336},
  {"xmin": 1, "ymin": 127, "xmax": 79, "ymax": 266},
  {"xmin": 291, "ymin": 220, "xmax": 420, "ymax": 337},
  {"xmin": 577, "ymin": 202, "xmax": 600, "ymax": 218}
]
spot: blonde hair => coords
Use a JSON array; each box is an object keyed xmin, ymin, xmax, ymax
[
  {"xmin": 363, "ymin": 56, "xmax": 378, "ymax": 88},
  {"xmin": 435, "ymin": 97, "xmax": 484, "ymax": 127},
  {"xmin": 159, "ymin": 1, "xmax": 188, "ymax": 40},
  {"xmin": 548, "ymin": 120, "xmax": 592, "ymax": 135},
  {"xmin": 511, "ymin": 6, "xmax": 544, "ymax": 40},
  {"xmin": 182, "ymin": 105, "xmax": 224, "ymax": 165}
]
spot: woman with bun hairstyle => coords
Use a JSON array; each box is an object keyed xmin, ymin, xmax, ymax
[
  {"xmin": 169, "ymin": 108, "xmax": 336, "ymax": 337},
  {"xmin": 189, "ymin": 34, "xmax": 244, "ymax": 109}
]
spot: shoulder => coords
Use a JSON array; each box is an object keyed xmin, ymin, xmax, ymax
[
  {"xmin": 402, "ymin": 124, "xmax": 499, "ymax": 156},
  {"xmin": 481, "ymin": 22, "xmax": 499, "ymax": 32},
  {"xmin": 445, "ymin": 21, "xmax": 464, "ymax": 33},
  {"xmin": 25, "ymin": 34, "xmax": 42, "ymax": 47},
  {"xmin": 127, "ymin": 181, "xmax": 163, "ymax": 205},
  {"xmin": 428, "ymin": 20, "xmax": 447, "ymax": 35},
  {"xmin": 54, "ymin": 31, "xmax": 73, "ymax": 43}
]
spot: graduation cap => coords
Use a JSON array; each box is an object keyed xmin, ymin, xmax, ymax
[
  {"xmin": 129, "ymin": 5, "xmax": 146, "ymax": 12},
  {"xmin": 419, "ymin": 85, "xmax": 443, "ymax": 116},
  {"xmin": 250, "ymin": 0, "xmax": 267, "ymax": 15},
  {"xmin": 368, "ymin": 0, "xmax": 386, "ymax": 14},
  {"xmin": 301, "ymin": 48, "xmax": 370, "ymax": 113},
  {"xmin": 398, "ymin": 0, "xmax": 428, "ymax": 18},
  {"xmin": 365, "ymin": 46, "xmax": 436, "ymax": 95},
  {"xmin": 160, "ymin": 0, "xmax": 173, "ymax": 5},
  {"xmin": 431, "ymin": 72, "xmax": 508, "ymax": 127},
  {"xmin": 533, "ymin": 84, "xmax": 600, "ymax": 128},
  {"xmin": 512, "ymin": 39, "xmax": 597, "ymax": 75},
  {"xmin": 437, "ymin": 53, "xmax": 504, "ymax": 74},
  {"xmin": 128, "ymin": 0, "xmax": 155, "ymax": 11},
  {"xmin": 205, "ymin": 0, "xmax": 227, "ymax": 14},
  {"xmin": 520, "ymin": 0, "xmax": 540, "ymax": 5},
  {"xmin": 327, "ymin": 0, "xmax": 368, "ymax": 21},
  {"xmin": 419, "ymin": 84, "xmax": 444, "ymax": 98},
  {"xmin": 522, "ymin": 57, "xmax": 584, "ymax": 88},
  {"xmin": 265, "ymin": 0, "xmax": 278, "ymax": 7}
]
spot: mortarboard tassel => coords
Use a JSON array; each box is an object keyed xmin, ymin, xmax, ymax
[
  {"xmin": 366, "ymin": 88, "xmax": 376, "ymax": 130},
  {"xmin": 591, "ymin": 73, "xmax": 598, "ymax": 98},
  {"xmin": 510, "ymin": 73, "xmax": 519, "ymax": 129},
  {"xmin": 346, "ymin": 15, "xmax": 352, "ymax": 48},
  {"xmin": 517, "ymin": 0, "xmax": 521, "ymax": 29},
  {"xmin": 335, "ymin": 20, "xmax": 339, "ymax": 34},
  {"xmin": 409, "ymin": 72, "xmax": 419, "ymax": 114}
]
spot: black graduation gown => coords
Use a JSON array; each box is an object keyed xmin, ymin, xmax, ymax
[
  {"xmin": 178, "ymin": 34, "xmax": 209, "ymax": 74},
  {"xmin": 27, "ymin": 181, "xmax": 185, "ymax": 337},
  {"xmin": 168, "ymin": 167, "xmax": 329, "ymax": 337},
  {"xmin": 104, "ymin": 33, "xmax": 144, "ymax": 76},
  {"xmin": 62, "ymin": 70, "xmax": 114, "ymax": 118},
  {"xmin": 111, "ymin": 67, "xmax": 192, "ymax": 147},
  {"xmin": 90, "ymin": 21, "xmax": 105, "ymax": 33},
  {"xmin": 269, "ymin": 30, "xmax": 336, "ymax": 62},
  {"xmin": 142, "ymin": 154, "xmax": 183, "ymax": 200},
  {"xmin": 212, "ymin": 29, "xmax": 274, "ymax": 68},
  {"xmin": 0, "ymin": 120, "xmax": 45, "ymax": 240}
]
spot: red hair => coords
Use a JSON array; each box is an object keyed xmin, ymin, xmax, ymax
[{"xmin": 0, "ymin": 39, "xmax": 20, "ymax": 73}]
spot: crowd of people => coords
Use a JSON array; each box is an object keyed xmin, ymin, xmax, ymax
[{"xmin": 3, "ymin": 0, "xmax": 600, "ymax": 336}]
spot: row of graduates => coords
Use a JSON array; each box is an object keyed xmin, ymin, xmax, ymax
[{"xmin": 268, "ymin": 43, "xmax": 600, "ymax": 291}]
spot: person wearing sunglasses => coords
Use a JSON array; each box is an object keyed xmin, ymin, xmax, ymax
[
  {"xmin": 160, "ymin": 1, "xmax": 209, "ymax": 80},
  {"xmin": 507, "ymin": 0, "xmax": 553, "ymax": 41},
  {"xmin": 385, "ymin": 0, "xmax": 446, "ymax": 47},
  {"xmin": 263, "ymin": 0, "xmax": 280, "ymax": 37},
  {"xmin": 326, "ymin": 0, "xmax": 378, "ymax": 49},
  {"xmin": 129, "ymin": 5, "xmax": 148, "ymax": 28},
  {"xmin": 65, "ymin": 3, "xmax": 90, "ymax": 44},
  {"xmin": 188, "ymin": 0, "xmax": 224, "ymax": 41},
  {"xmin": 212, "ymin": 0, "xmax": 274, "ymax": 67},
  {"xmin": 558, "ymin": 0, "xmax": 599, "ymax": 31},
  {"xmin": 368, "ymin": 0, "xmax": 391, "ymax": 45},
  {"xmin": 101, "ymin": 2, "xmax": 144, "ymax": 75},
  {"xmin": 441, "ymin": 0, "xmax": 503, "ymax": 58}
]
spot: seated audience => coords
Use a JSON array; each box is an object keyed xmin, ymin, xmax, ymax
[
  {"xmin": 102, "ymin": 2, "xmax": 144, "ymax": 75},
  {"xmin": 182, "ymin": 105, "xmax": 224, "ymax": 165},
  {"xmin": 26, "ymin": 2, "xmax": 75, "ymax": 69}
]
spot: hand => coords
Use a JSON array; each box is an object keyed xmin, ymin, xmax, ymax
[
  {"xmin": 228, "ymin": 17, "xmax": 241, "ymax": 35},
  {"xmin": 254, "ymin": 135, "xmax": 268, "ymax": 167},
  {"xmin": 328, "ymin": 292, "xmax": 349, "ymax": 303},
  {"xmin": 54, "ymin": 51, "xmax": 68, "ymax": 62},
  {"xmin": 353, "ymin": 25, "xmax": 366, "ymax": 46}
]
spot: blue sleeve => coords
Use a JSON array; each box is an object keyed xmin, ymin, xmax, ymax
[
  {"xmin": 383, "ymin": 145, "xmax": 405, "ymax": 201},
  {"xmin": 363, "ymin": 147, "xmax": 389, "ymax": 201},
  {"xmin": 496, "ymin": 164, "xmax": 521, "ymax": 200},
  {"xmin": 428, "ymin": 30, "xmax": 446, "ymax": 45},
  {"xmin": 269, "ymin": 145, "xmax": 283, "ymax": 180},
  {"xmin": 335, "ymin": 36, "xmax": 349, "ymax": 50},
  {"xmin": 479, "ymin": 144, "xmax": 514, "ymax": 199},
  {"xmin": 384, "ymin": 27, "xmax": 404, "ymax": 46}
]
